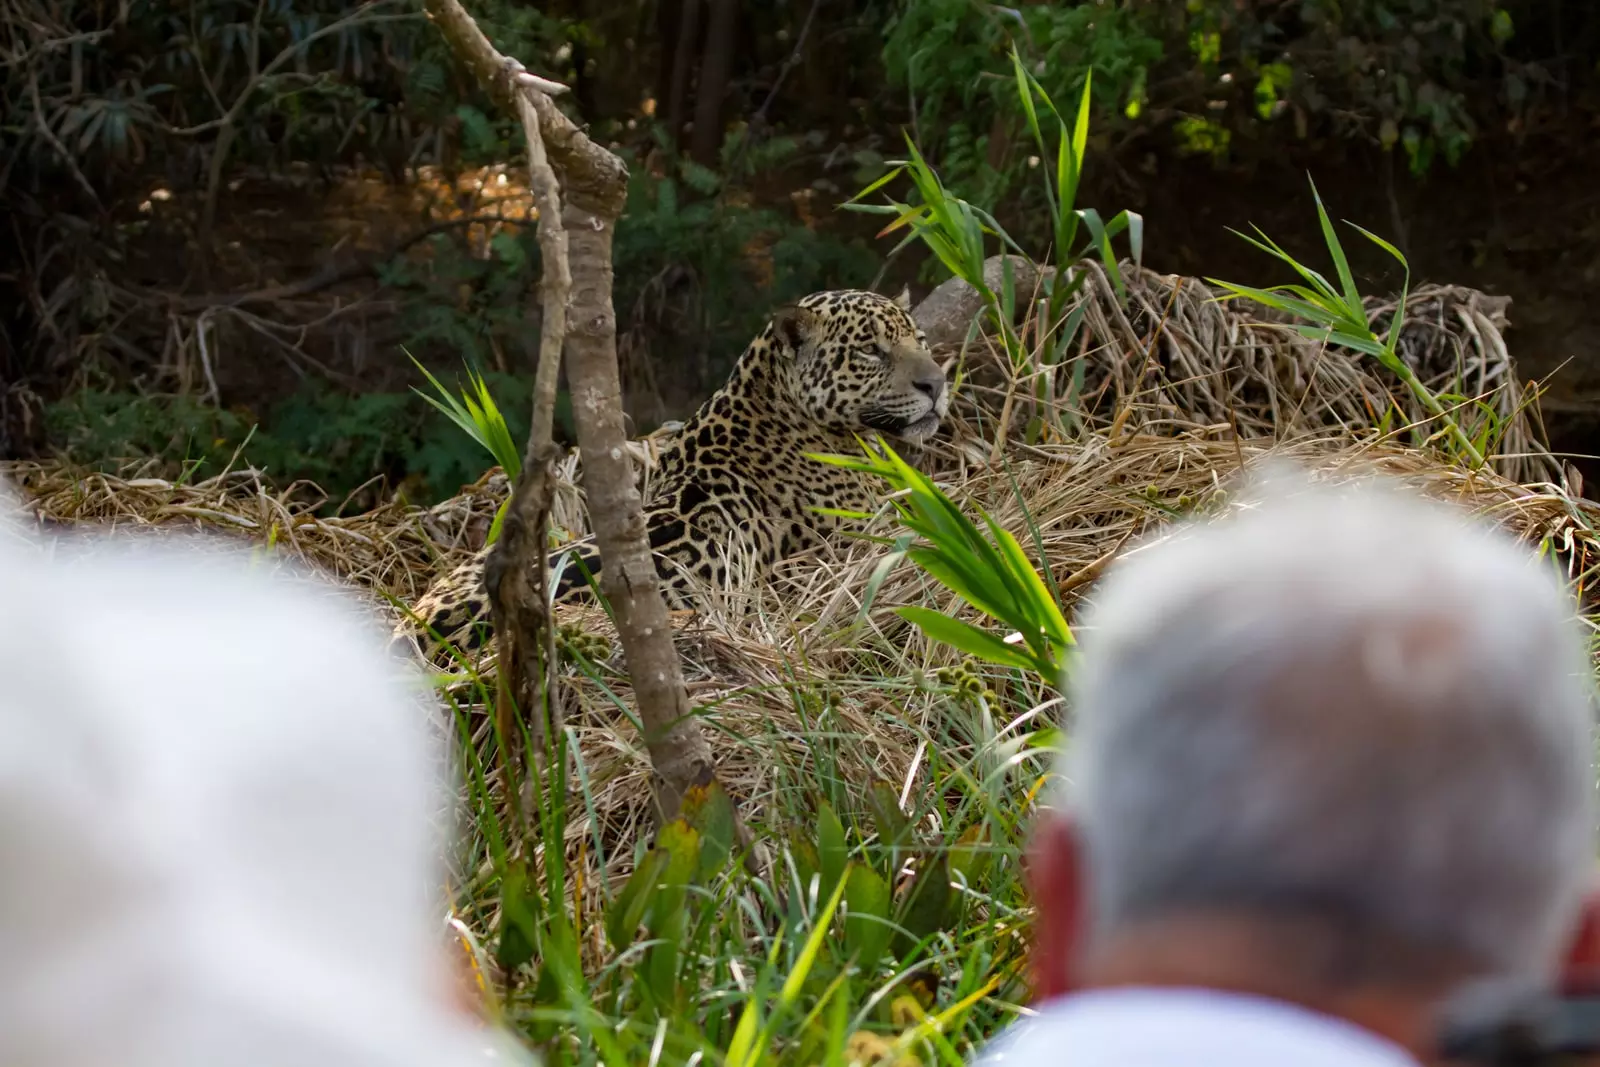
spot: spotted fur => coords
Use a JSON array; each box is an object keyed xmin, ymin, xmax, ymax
[{"xmin": 399, "ymin": 289, "xmax": 947, "ymax": 666}]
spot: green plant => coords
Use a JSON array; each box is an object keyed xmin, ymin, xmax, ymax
[
  {"xmin": 878, "ymin": 0, "xmax": 1538, "ymax": 208},
  {"xmin": 612, "ymin": 139, "xmax": 879, "ymax": 395},
  {"xmin": 815, "ymin": 439, "xmax": 1072, "ymax": 686},
  {"xmin": 43, "ymin": 379, "xmax": 524, "ymax": 511},
  {"xmin": 441, "ymin": 633, "xmax": 1048, "ymax": 1065},
  {"xmin": 880, "ymin": 0, "xmax": 1161, "ymax": 213},
  {"xmin": 850, "ymin": 51, "xmax": 1141, "ymax": 442},
  {"xmin": 1207, "ymin": 177, "xmax": 1487, "ymax": 468},
  {"xmin": 381, "ymin": 228, "xmax": 549, "ymax": 376},
  {"xmin": 410, "ymin": 352, "xmax": 524, "ymax": 545}
]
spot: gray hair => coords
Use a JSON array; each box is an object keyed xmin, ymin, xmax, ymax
[{"xmin": 1063, "ymin": 472, "xmax": 1597, "ymax": 983}]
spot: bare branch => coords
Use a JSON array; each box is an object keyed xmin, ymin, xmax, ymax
[
  {"xmin": 484, "ymin": 88, "xmax": 571, "ymax": 791},
  {"xmin": 502, "ymin": 55, "xmax": 570, "ymax": 98},
  {"xmin": 159, "ymin": 3, "xmax": 414, "ymax": 138},
  {"xmin": 27, "ymin": 77, "xmax": 102, "ymax": 210},
  {"xmin": 426, "ymin": 0, "xmax": 719, "ymax": 822},
  {"xmin": 421, "ymin": 0, "xmax": 625, "ymax": 218},
  {"xmin": 516, "ymin": 91, "xmax": 570, "ymax": 453},
  {"xmin": 170, "ymin": 215, "xmax": 507, "ymax": 310}
]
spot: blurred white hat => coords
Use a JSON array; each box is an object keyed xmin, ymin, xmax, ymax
[{"xmin": 0, "ymin": 482, "xmax": 533, "ymax": 1067}]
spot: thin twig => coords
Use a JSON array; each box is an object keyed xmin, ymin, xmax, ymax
[
  {"xmin": 519, "ymin": 86, "xmax": 571, "ymax": 451},
  {"xmin": 426, "ymin": 0, "xmax": 722, "ymax": 828},
  {"xmin": 173, "ymin": 215, "xmax": 507, "ymax": 310},
  {"xmin": 486, "ymin": 83, "xmax": 573, "ymax": 792},
  {"xmin": 724, "ymin": 0, "xmax": 822, "ymax": 173},
  {"xmin": 27, "ymin": 77, "xmax": 102, "ymax": 209}
]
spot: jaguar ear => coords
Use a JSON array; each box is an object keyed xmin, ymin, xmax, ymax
[
  {"xmin": 770, "ymin": 304, "xmax": 824, "ymax": 354},
  {"xmin": 892, "ymin": 285, "xmax": 913, "ymax": 312}
]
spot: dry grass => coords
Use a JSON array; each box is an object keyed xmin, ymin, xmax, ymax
[
  {"xmin": 945, "ymin": 263, "xmax": 1555, "ymax": 485},
  {"xmin": 472, "ymin": 432, "xmax": 1598, "ymax": 906},
  {"xmin": 4, "ymin": 272, "xmax": 1595, "ymax": 915}
]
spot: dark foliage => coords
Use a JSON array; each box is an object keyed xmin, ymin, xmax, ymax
[{"xmin": 2, "ymin": 0, "xmax": 1596, "ymax": 503}]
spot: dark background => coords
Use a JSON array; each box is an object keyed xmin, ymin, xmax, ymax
[{"xmin": 4, "ymin": 0, "xmax": 1597, "ymax": 508}]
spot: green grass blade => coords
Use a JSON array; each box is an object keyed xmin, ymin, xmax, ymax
[
  {"xmin": 845, "ymin": 164, "xmax": 908, "ymax": 205},
  {"xmin": 1308, "ymin": 176, "xmax": 1363, "ymax": 318},
  {"xmin": 985, "ymin": 521, "xmax": 1073, "ymax": 649},
  {"xmin": 896, "ymin": 606, "xmax": 1041, "ymax": 674},
  {"xmin": 1205, "ymin": 279, "xmax": 1343, "ymax": 328},
  {"xmin": 1009, "ymin": 47, "xmax": 1043, "ymax": 151},
  {"xmin": 1055, "ymin": 71, "xmax": 1091, "ymax": 219}
]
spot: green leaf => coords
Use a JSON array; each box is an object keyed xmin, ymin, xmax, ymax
[
  {"xmin": 682, "ymin": 779, "xmax": 737, "ymax": 882},
  {"xmin": 948, "ymin": 823, "xmax": 990, "ymax": 889},
  {"xmin": 1309, "ymin": 176, "xmax": 1363, "ymax": 319},
  {"xmin": 904, "ymin": 550, "xmax": 1024, "ymax": 632},
  {"xmin": 484, "ymin": 496, "xmax": 512, "ymax": 548},
  {"xmin": 1053, "ymin": 123, "xmax": 1080, "ymax": 257},
  {"xmin": 1010, "ymin": 47, "xmax": 1043, "ymax": 149},
  {"xmin": 1077, "ymin": 208, "xmax": 1127, "ymax": 300},
  {"xmin": 895, "ymin": 851, "xmax": 953, "ymax": 955},
  {"xmin": 1065, "ymin": 72, "xmax": 1092, "ymax": 211},
  {"xmin": 606, "ymin": 845, "xmax": 668, "ymax": 953},
  {"xmin": 985, "ymin": 521, "xmax": 1073, "ymax": 648},
  {"xmin": 844, "ymin": 862, "xmax": 894, "ymax": 977},
  {"xmin": 1205, "ymin": 279, "xmax": 1344, "ymax": 328},
  {"xmin": 1118, "ymin": 209, "xmax": 1145, "ymax": 267},
  {"xmin": 641, "ymin": 819, "xmax": 701, "ymax": 1005},
  {"xmin": 495, "ymin": 860, "xmax": 539, "ymax": 972},
  {"xmin": 817, "ymin": 801, "xmax": 849, "ymax": 907},
  {"xmin": 723, "ymin": 991, "xmax": 764, "ymax": 1067},
  {"xmin": 791, "ymin": 830, "xmax": 821, "ymax": 899},
  {"xmin": 845, "ymin": 164, "xmax": 908, "ymax": 205},
  {"xmin": 896, "ymin": 606, "xmax": 1040, "ymax": 673},
  {"xmin": 866, "ymin": 780, "xmax": 911, "ymax": 851},
  {"xmin": 1225, "ymin": 225, "xmax": 1344, "ymax": 306}
]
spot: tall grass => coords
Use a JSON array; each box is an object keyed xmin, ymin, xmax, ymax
[
  {"xmin": 1207, "ymin": 179, "xmax": 1498, "ymax": 468},
  {"xmin": 814, "ymin": 439, "xmax": 1071, "ymax": 688},
  {"xmin": 410, "ymin": 351, "xmax": 523, "ymax": 544},
  {"xmin": 848, "ymin": 51, "xmax": 1142, "ymax": 442},
  {"xmin": 414, "ymin": 119, "xmax": 1551, "ymax": 1067},
  {"xmin": 442, "ymin": 622, "xmax": 1056, "ymax": 1065}
]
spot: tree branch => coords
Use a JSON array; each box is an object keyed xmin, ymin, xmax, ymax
[
  {"xmin": 422, "ymin": 0, "xmax": 626, "ymax": 220},
  {"xmin": 425, "ymin": 0, "xmax": 719, "ymax": 823},
  {"xmin": 484, "ymin": 90, "xmax": 570, "ymax": 798},
  {"xmin": 172, "ymin": 215, "xmax": 504, "ymax": 310}
]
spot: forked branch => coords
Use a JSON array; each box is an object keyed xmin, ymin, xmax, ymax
[{"xmin": 424, "ymin": 0, "xmax": 720, "ymax": 822}]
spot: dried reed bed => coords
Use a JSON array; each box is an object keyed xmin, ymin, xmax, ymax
[
  {"xmin": 423, "ymin": 430, "xmax": 1600, "ymax": 918},
  {"xmin": 0, "ymin": 460, "xmax": 504, "ymax": 602},
  {"xmin": 0, "ymin": 428, "xmax": 675, "ymax": 616},
  {"xmin": 5, "ymin": 274, "xmax": 1594, "ymax": 913},
  {"xmin": 946, "ymin": 263, "xmax": 1554, "ymax": 485}
]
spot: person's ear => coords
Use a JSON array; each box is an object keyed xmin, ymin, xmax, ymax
[
  {"xmin": 1560, "ymin": 873, "xmax": 1600, "ymax": 993},
  {"xmin": 1023, "ymin": 810, "xmax": 1088, "ymax": 1005},
  {"xmin": 770, "ymin": 304, "xmax": 824, "ymax": 355}
]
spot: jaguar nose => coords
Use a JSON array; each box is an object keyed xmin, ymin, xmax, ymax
[{"xmin": 913, "ymin": 371, "xmax": 945, "ymax": 399}]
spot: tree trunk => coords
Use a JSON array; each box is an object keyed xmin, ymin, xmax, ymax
[
  {"xmin": 690, "ymin": 0, "xmax": 737, "ymax": 165},
  {"xmin": 563, "ymin": 212, "xmax": 719, "ymax": 813},
  {"xmin": 664, "ymin": 0, "xmax": 701, "ymax": 146},
  {"xmin": 423, "ymin": 0, "xmax": 720, "ymax": 823}
]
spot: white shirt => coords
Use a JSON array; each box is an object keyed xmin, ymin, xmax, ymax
[{"xmin": 973, "ymin": 988, "xmax": 1422, "ymax": 1067}]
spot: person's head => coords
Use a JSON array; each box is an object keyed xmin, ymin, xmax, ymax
[
  {"xmin": 0, "ymin": 485, "xmax": 530, "ymax": 1067},
  {"xmin": 1027, "ymin": 471, "xmax": 1600, "ymax": 1033}
]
